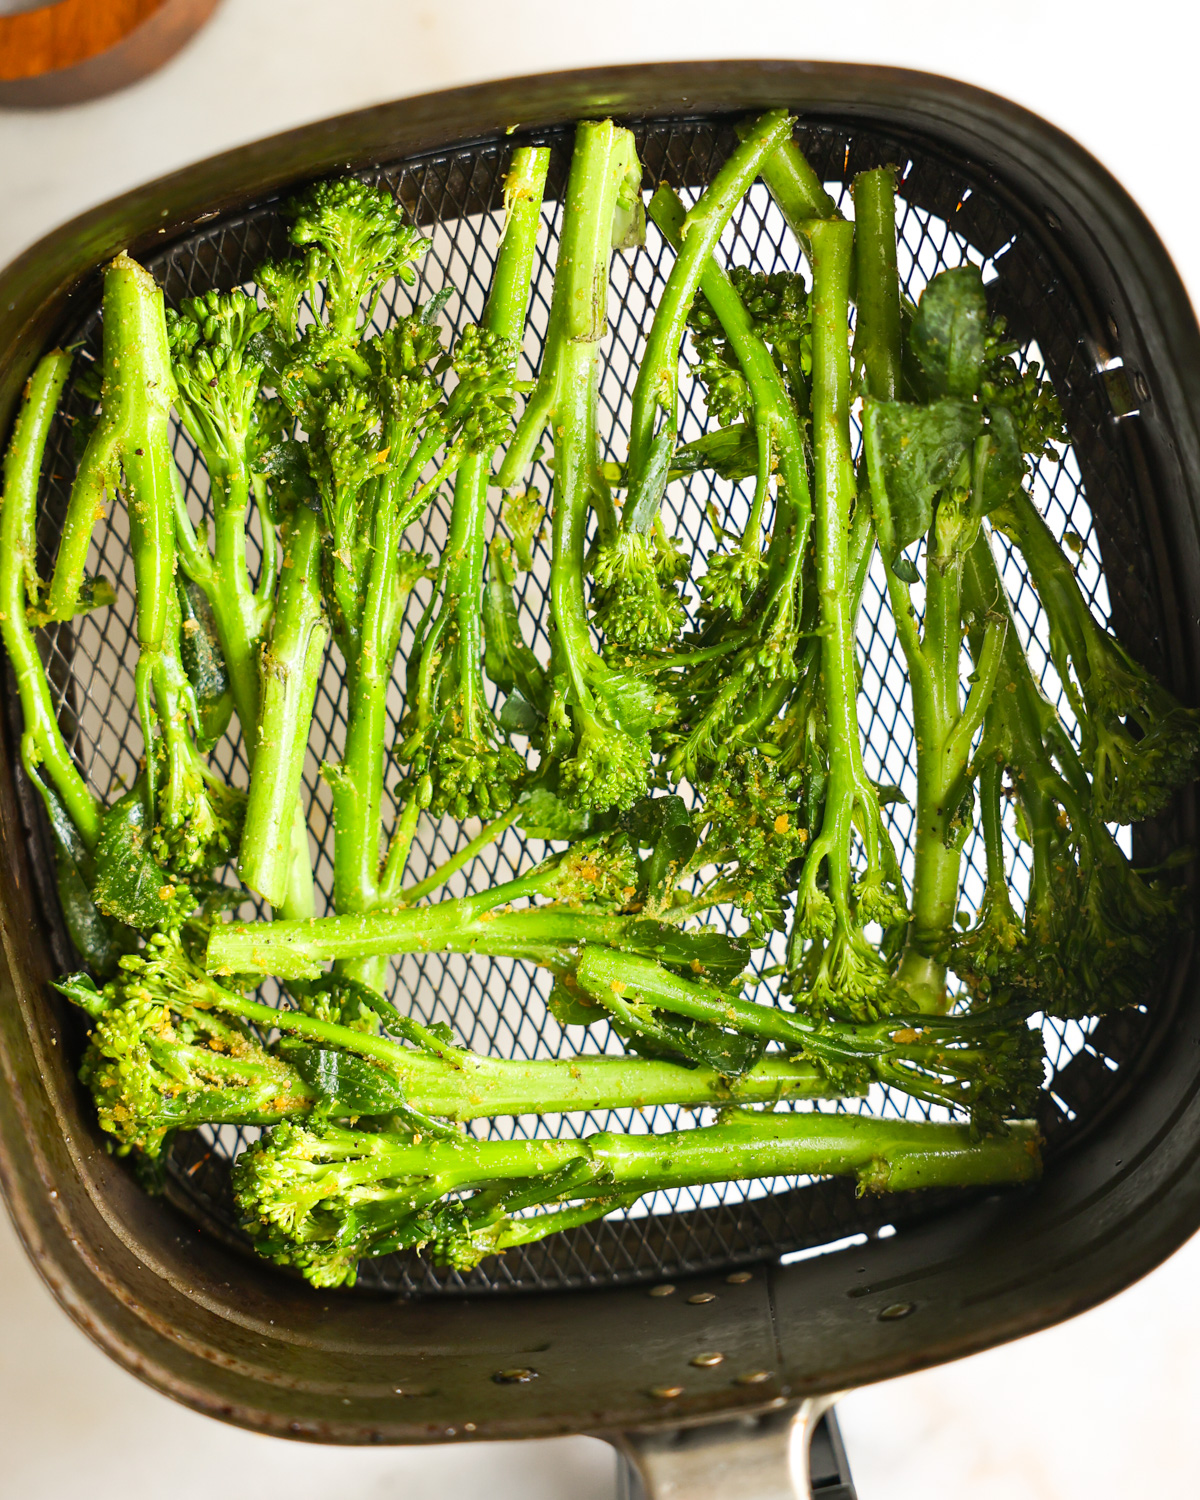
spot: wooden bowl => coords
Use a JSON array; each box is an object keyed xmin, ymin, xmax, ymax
[{"xmin": 0, "ymin": 0, "xmax": 221, "ymax": 108}]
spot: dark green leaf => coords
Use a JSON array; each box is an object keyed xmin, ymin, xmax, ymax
[
  {"xmin": 92, "ymin": 789, "xmax": 190, "ymax": 933},
  {"xmin": 482, "ymin": 557, "xmax": 550, "ymax": 713},
  {"xmin": 910, "ymin": 266, "xmax": 988, "ymax": 398},
  {"xmin": 517, "ymin": 785, "xmax": 593, "ymax": 841},
  {"xmin": 53, "ymin": 971, "xmax": 109, "ymax": 1019},
  {"xmin": 625, "ymin": 430, "xmax": 674, "ymax": 533},
  {"xmin": 177, "ymin": 578, "xmax": 233, "ymax": 749},
  {"xmin": 873, "ymin": 783, "xmax": 909, "ymax": 807},
  {"xmin": 862, "ymin": 398, "xmax": 981, "ymax": 565},
  {"xmin": 498, "ymin": 688, "xmax": 540, "ymax": 734},
  {"xmin": 609, "ymin": 1002, "xmax": 766, "ymax": 1078},
  {"xmin": 286, "ymin": 1045, "xmax": 410, "ymax": 1114},
  {"xmin": 671, "ymin": 422, "xmax": 758, "ymax": 482},
  {"xmin": 978, "ymin": 405, "xmax": 1026, "ymax": 515},
  {"xmin": 547, "ymin": 977, "xmax": 601, "ymax": 1028},
  {"xmin": 619, "ymin": 919, "xmax": 748, "ymax": 985}
]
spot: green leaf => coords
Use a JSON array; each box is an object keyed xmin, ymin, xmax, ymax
[
  {"xmin": 620, "ymin": 919, "xmax": 748, "ymax": 985},
  {"xmin": 593, "ymin": 669, "xmax": 659, "ymax": 739},
  {"xmin": 862, "ymin": 397, "xmax": 981, "ymax": 566},
  {"xmin": 547, "ymin": 977, "xmax": 601, "ymax": 1028},
  {"xmin": 517, "ymin": 784, "xmax": 593, "ymax": 841},
  {"xmin": 625, "ymin": 794, "xmax": 698, "ymax": 905},
  {"xmin": 873, "ymin": 783, "xmax": 909, "ymax": 807},
  {"xmin": 286, "ymin": 1045, "xmax": 410, "ymax": 1115},
  {"xmin": 92, "ymin": 789, "xmax": 190, "ymax": 933},
  {"xmin": 608, "ymin": 1002, "xmax": 766, "ymax": 1078},
  {"xmin": 671, "ymin": 422, "xmax": 758, "ymax": 482},
  {"xmin": 177, "ymin": 578, "xmax": 233, "ymax": 749},
  {"xmin": 498, "ymin": 688, "xmax": 540, "ymax": 734},
  {"xmin": 53, "ymin": 970, "xmax": 109, "ymax": 1019},
  {"xmin": 910, "ymin": 266, "xmax": 988, "ymax": 398},
  {"xmin": 978, "ymin": 405, "xmax": 1026, "ymax": 515},
  {"xmin": 625, "ymin": 429, "xmax": 674, "ymax": 533}
]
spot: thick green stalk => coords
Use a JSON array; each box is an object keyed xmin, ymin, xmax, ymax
[
  {"xmin": 539, "ymin": 122, "xmax": 638, "ymax": 686},
  {"xmin": 497, "ymin": 120, "xmax": 639, "ymax": 494},
  {"xmin": 161, "ymin": 967, "xmax": 834, "ymax": 1118},
  {"xmin": 238, "ymin": 505, "xmax": 326, "ymax": 910},
  {"xmin": 173, "ymin": 460, "xmax": 267, "ymax": 744},
  {"xmin": 207, "ymin": 894, "xmax": 698, "ymax": 981},
  {"xmin": 805, "ymin": 220, "xmax": 879, "ymax": 920},
  {"xmin": 263, "ymin": 1111, "xmax": 1040, "ymax": 1202},
  {"xmin": 626, "ymin": 110, "xmax": 792, "ymax": 487},
  {"xmin": 851, "ymin": 167, "xmax": 902, "ymax": 401},
  {"xmin": 751, "ymin": 129, "xmax": 840, "ymax": 230},
  {"xmin": 43, "ymin": 258, "xmax": 175, "ymax": 626},
  {"xmin": 93, "ymin": 255, "xmax": 198, "ymax": 829},
  {"xmin": 883, "ymin": 462, "xmax": 1007, "ymax": 1012},
  {"xmin": 0, "ymin": 351, "xmax": 102, "ymax": 847},
  {"xmin": 447, "ymin": 150, "xmax": 548, "ymax": 755}
]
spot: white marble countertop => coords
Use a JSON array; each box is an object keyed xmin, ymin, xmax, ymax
[{"xmin": 2, "ymin": 3, "xmax": 1197, "ymax": 1494}]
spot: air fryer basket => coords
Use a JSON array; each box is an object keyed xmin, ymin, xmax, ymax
[{"xmin": 1, "ymin": 63, "xmax": 1199, "ymax": 1446}]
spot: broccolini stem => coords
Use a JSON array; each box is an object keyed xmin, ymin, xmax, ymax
[
  {"xmin": 961, "ymin": 528, "xmax": 1093, "ymax": 912},
  {"xmin": 538, "ymin": 122, "xmax": 639, "ymax": 689},
  {"xmin": 43, "ymin": 258, "xmax": 177, "ymax": 626},
  {"xmin": 97, "ymin": 255, "xmax": 198, "ymax": 828},
  {"xmin": 0, "ymin": 351, "xmax": 103, "ymax": 847},
  {"xmin": 751, "ymin": 128, "xmax": 840, "ymax": 231},
  {"xmin": 262, "ymin": 1110, "xmax": 1041, "ymax": 1210},
  {"xmin": 891, "ymin": 525, "xmax": 1006, "ymax": 1009},
  {"xmin": 802, "ymin": 220, "xmax": 890, "ymax": 929},
  {"xmin": 99, "ymin": 255, "xmax": 179, "ymax": 662},
  {"xmin": 202, "ymin": 464, "xmax": 264, "ymax": 740},
  {"xmin": 992, "ymin": 488, "xmax": 1102, "ymax": 713},
  {"xmin": 497, "ymin": 122, "xmax": 640, "ymax": 495},
  {"xmin": 978, "ymin": 756, "xmax": 1009, "ymax": 892},
  {"xmin": 851, "ymin": 167, "xmax": 902, "ymax": 402},
  {"xmin": 206, "ymin": 893, "xmax": 687, "ymax": 981},
  {"xmin": 158, "ymin": 961, "xmax": 834, "ymax": 1118},
  {"xmin": 238, "ymin": 504, "xmax": 327, "ymax": 911},
  {"xmin": 626, "ymin": 110, "xmax": 792, "ymax": 492},
  {"xmin": 448, "ymin": 149, "xmax": 547, "ymax": 753}
]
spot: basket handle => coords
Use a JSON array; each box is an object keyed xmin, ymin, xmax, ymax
[{"xmin": 611, "ymin": 1397, "xmax": 856, "ymax": 1499}]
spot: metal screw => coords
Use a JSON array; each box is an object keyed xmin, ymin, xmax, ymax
[
  {"xmin": 878, "ymin": 1302, "xmax": 916, "ymax": 1321},
  {"xmin": 649, "ymin": 1283, "xmax": 676, "ymax": 1298},
  {"xmin": 492, "ymin": 1367, "xmax": 538, "ymax": 1384},
  {"xmin": 725, "ymin": 1271, "xmax": 753, "ymax": 1284},
  {"xmin": 690, "ymin": 1352, "xmax": 725, "ymax": 1368},
  {"xmin": 734, "ymin": 1371, "xmax": 773, "ymax": 1386},
  {"xmin": 687, "ymin": 1292, "xmax": 717, "ymax": 1305},
  {"xmin": 650, "ymin": 1384, "xmax": 685, "ymax": 1400}
]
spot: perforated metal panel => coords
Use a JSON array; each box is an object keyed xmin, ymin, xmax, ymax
[{"xmin": 24, "ymin": 116, "xmax": 1170, "ymax": 1296}]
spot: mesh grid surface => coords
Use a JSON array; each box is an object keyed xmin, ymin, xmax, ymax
[{"xmin": 22, "ymin": 116, "xmax": 1170, "ymax": 1296}]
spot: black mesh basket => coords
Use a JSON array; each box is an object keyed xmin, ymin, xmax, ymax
[{"xmin": 1, "ymin": 63, "xmax": 1199, "ymax": 1450}]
